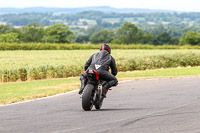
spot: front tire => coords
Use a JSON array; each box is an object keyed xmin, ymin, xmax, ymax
[
  {"xmin": 82, "ymin": 84, "xmax": 95, "ymax": 111},
  {"xmin": 95, "ymin": 98, "xmax": 104, "ymax": 110}
]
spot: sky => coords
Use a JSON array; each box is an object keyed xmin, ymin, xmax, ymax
[{"xmin": 0, "ymin": 0, "xmax": 200, "ymax": 12}]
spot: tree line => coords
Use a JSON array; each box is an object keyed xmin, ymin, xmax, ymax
[
  {"xmin": 0, "ymin": 23, "xmax": 74, "ymax": 43},
  {"xmin": 2, "ymin": 11, "xmax": 200, "ymax": 27},
  {"xmin": 0, "ymin": 22, "xmax": 200, "ymax": 45}
]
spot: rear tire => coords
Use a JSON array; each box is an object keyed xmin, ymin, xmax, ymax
[{"xmin": 82, "ymin": 84, "xmax": 95, "ymax": 111}]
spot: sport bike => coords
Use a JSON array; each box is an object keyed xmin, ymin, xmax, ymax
[{"xmin": 81, "ymin": 69, "xmax": 110, "ymax": 111}]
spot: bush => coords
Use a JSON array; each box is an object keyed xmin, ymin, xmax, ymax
[{"xmin": 0, "ymin": 43, "xmax": 200, "ymax": 50}]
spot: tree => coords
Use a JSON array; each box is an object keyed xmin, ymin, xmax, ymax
[
  {"xmin": 179, "ymin": 31, "xmax": 200, "ymax": 45},
  {"xmin": 154, "ymin": 32, "xmax": 172, "ymax": 45},
  {"xmin": 96, "ymin": 18, "xmax": 102, "ymax": 25},
  {"xmin": 141, "ymin": 33, "xmax": 155, "ymax": 44},
  {"xmin": 0, "ymin": 24, "xmax": 21, "ymax": 39},
  {"xmin": 0, "ymin": 25, "xmax": 12, "ymax": 33},
  {"xmin": 113, "ymin": 23, "xmax": 143, "ymax": 44},
  {"xmin": 75, "ymin": 35, "xmax": 89, "ymax": 43},
  {"xmin": 143, "ymin": 25, "xmax": 166, "ymax": 35},
  {"xmin": 112, "ymin": 22, "xmax": 122, "ymax": 28},
  {"xmin": 43, "ymin": 24, "xmax": 74, "ymax": 43},
  {"xmin": 85, "ymin": 25, "xmax": 102, "ymax": 37},
  {"xmin": 100, "ymin": 22, "xmax": 112, "ymax": 28},
  {"xmin": 90, "ymin": 30, "xmax": 114, "ymax": 44},
  {"xmin": 170, "ymin": 37, "xmax": 179, "ymax": 45},
  {"xmin": 0, "ymin": 33, "xmax": 20, "ymax": 43},
  {"xmin": 21, "ymin": 22, "xmax": 44, "ymax": 42}
]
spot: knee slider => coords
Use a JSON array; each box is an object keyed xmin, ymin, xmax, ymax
[{"xmin": 113, "ymin": 80, "xmax": 118, "ymax": 86}]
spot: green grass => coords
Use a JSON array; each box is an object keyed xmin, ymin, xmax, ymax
[
  {"xmin": 0, "ymin": 67, "xmax": 200, "ymax": 105},
  {"xmin": 0, "ymin": 78, "xmax": 79, "ymax": 105},
  {"xmin": 117, "ymin": 67, "xmax": 200, "ymax": 79}
]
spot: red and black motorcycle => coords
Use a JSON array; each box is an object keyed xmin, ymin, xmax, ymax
[{"xmin": 81, "ymin": 69, "xmax": 110, "ymax": 111}]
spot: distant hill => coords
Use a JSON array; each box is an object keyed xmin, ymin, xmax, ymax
[{"xmin": 0, "ymin": 6, "xmax": 176, "ymax": 14}]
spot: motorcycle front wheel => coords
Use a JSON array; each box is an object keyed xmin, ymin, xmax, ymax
[{"xmin": 95, "ymin": 98, "xmax": 104, "ymax": 110}]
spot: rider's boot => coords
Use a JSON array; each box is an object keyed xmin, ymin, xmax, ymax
[
  {"xmin": 79, "ymin": 75, "xmax": 87, "ymax": 94},
  {"xmin": 102, "ymin": 83, "xmax": 111, "ymax": 98}
]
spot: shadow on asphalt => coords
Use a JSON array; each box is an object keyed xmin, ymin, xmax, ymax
[{"xmin": 92, "ymin": 108, "xmax": 145, "ymax": 112}]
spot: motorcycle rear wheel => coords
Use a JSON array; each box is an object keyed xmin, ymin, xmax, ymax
[{"xmin": 82, "ymin": 84, "xmax": 95, "ymax": 111}]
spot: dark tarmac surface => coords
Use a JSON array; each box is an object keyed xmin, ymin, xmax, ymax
[{"xmin": 0, "ymin": 77, "xmax": 200, "ymax": 133}]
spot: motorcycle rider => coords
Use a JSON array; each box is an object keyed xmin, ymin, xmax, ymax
[{"xmin": 79, "ymin": 44, "xmax": 118, "ymax": 98}]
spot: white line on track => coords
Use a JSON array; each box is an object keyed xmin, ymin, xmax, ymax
[
  {"xmin": 0, "ymin": 76, "xmax": 199, "ymax": 107},
  {"xmin": 0, "ymin": 90, "xmax": 78, "ymax": 107}
]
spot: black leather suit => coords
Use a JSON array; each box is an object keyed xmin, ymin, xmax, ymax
[{"xmin": 81, "ymin": 50, "xmax": 118, "ymax": 90}]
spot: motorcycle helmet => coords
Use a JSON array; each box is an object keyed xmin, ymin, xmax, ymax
[{"xmin": 100, "ymin": 44, "xmax": 111, "ymax": 54}]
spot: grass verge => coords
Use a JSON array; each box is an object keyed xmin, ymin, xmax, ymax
[{"xmin": 0, "ymin": 67, "xmax": 200, "ymax": 105}]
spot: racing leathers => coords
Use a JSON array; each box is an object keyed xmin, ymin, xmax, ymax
[{"xmin": 79, "ymin": 50, "xmax": 118, "ymax": 97}]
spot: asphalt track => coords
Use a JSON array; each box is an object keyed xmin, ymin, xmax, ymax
[{"xmin": 0, "ymin": 77, "xmax": 200, "ymax": 133}]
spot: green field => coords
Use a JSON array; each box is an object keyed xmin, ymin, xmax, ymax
[
  {"xmin": 102, "ymin": 18, "xmax": 120, "ymax": 24},
  {"xmin": 1, "ymin": 49, "xmax": 200, "ymax": 82}
]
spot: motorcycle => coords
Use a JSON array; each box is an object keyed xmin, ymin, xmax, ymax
[{"xmin": 81, "ymin": 69, "xmax": 110, "ymax": 111}]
